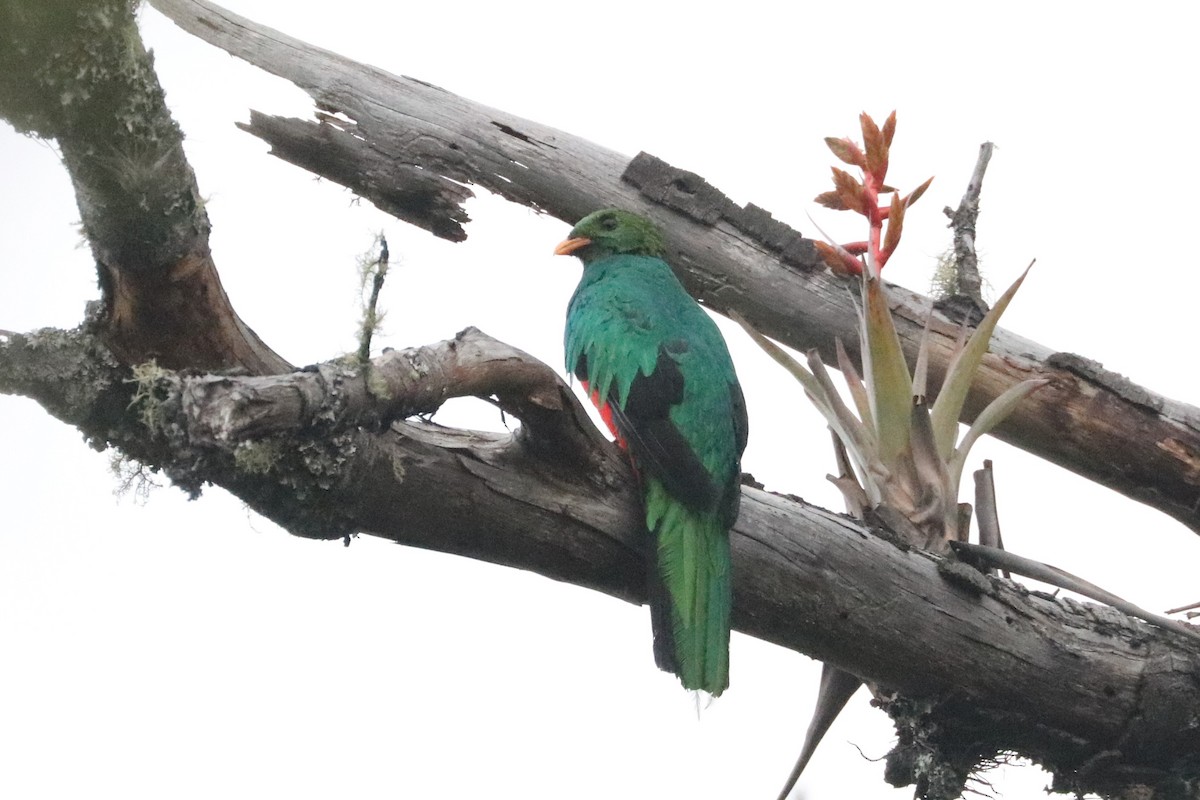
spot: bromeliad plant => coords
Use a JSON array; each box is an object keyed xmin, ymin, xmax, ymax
[{"xmin": 736, "ymin": 112, "xmax": 1046, "ymax": 553}]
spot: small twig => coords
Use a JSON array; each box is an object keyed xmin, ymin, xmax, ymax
[
  {"xmin": 973, "ymin": 460, "xmax": 1010, "ymax": 578},
  {"xmin": 1166, "ymin": 599, "xmax": 1200, "ymax": 615},
  {"xmin": 950, "ymin": 541, "xmax": 1200, "ymax": 645},
  {"xmin": 943, "ymin": 142, "xmax": 994, "ymax": 312},
  {"xmin": 357, "ymin": 234, "xmax": 389, "ymax": 364}
]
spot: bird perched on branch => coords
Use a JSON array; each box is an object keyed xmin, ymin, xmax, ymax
[{"xmin": 555, "ymin": 208, "xmax": 748, "ymax": 696}]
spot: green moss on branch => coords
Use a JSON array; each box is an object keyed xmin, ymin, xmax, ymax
[{"xmin": 0, "ymin": 0, "xmax": 209, "ymax": 271}]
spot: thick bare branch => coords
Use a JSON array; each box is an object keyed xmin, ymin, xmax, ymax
[
  {"xmin": 180, "ymin": 326, "xmax": 617, "ymax": 474},
  {"xmin": 147, "ymin": 0, "xmax": 1200, "ymax": 535},
  {"xmin": 2, "ymin": 324, "xmax": 1198, "ymax": 797},
  {"xmin": 0, "ymin": 0, "xmax": 286, "ymax": 373}
]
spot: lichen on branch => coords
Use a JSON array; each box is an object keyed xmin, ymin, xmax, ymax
[{"xmin": 0, "ymin": 0, "xmax": 207, "ymax": 270}]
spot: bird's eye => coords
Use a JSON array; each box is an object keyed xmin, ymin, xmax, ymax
[{"xmin": 600, "ymin": 215, "xmax": 619, "ymax": 230}]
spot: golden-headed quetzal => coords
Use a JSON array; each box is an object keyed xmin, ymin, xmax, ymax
[{"xmin": 555, "ymin": 209, "xmax": 748, "ymax": 696}]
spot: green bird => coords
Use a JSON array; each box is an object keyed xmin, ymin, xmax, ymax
[{"xmin": 555, "ymin": 208, "xmax": 748, "ymax": 696}]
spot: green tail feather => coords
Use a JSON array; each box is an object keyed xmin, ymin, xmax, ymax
[{"xmin": 645, "ymin": 477, "xmax": 732, "ymax": 696}]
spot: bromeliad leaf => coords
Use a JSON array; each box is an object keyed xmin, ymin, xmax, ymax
[
  {"xmin": 828, "ymin": 430, "xmax": 873, "ymax": 513},
  {"xmin": 930, "ymin": 261, "xmax": 1034, "ymax": 459},
  {"xmin": 862, "ymin": 275, "xmax": 913, "ymax": 470},
  {"xmin": 732, "ymin": 311, "xmax": 881, "ymax": 494},
  {"xmin": 835, "ymin": 338, "xmax": 875, "ymax": 433},
  {"xmin": 730, "ymin": 311, "xmax": 838, "ymax": 420},
  {"xmin": 805, "ymin": 349, "xmax": 879, "ymax": 474},
  {"xmin": 908, "ymin": 399, "xmax": 953, "ymax": 540},
  {"xmin": 912, "ymin": 312, "xmax": 934, "ymax": 401},
  {"xmin": 947, "ymin": 378, "xmax": 1050, "ymax": 493}
]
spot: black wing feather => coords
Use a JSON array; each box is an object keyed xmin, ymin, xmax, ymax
[{"xmin": 578, "ymin": 349, "xmax": 720, "ymax": 513}]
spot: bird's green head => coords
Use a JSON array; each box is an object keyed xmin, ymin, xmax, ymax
[{"xmin": 554, "ymin": 208, "xmax": 666, "ymax": 264}]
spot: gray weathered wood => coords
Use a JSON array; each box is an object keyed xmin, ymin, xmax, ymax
[
  {"xmin": 2, "ymin": 324, "xmax": 1197, "ymax": 796},
  {"xmin": 149, "ymin": 0, "xmax": 1200, "ymax": 535}
]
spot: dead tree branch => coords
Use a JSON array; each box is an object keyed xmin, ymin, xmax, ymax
[
  {"xmin": 941, "ymin": 141, "xmax": 994, "ymax": 316},
  {"xmin": 146, "ymin": 0, "xmax": 1200, "ymax": 536},
  {"xmin": 1, "ymin": 324, "xmax": 1198, "ymax": 798}
]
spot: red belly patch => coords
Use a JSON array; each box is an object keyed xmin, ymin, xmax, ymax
[{"xmin": 580, "ymin": 379, "xmax": 627, "ymax": 450}]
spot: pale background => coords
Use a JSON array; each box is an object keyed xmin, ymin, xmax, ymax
[{"xmin": 2, "ymin": 2, "xmax": 1198, "ymax": 798}]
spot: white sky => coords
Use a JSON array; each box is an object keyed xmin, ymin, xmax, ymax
[{"xmin": 2, "ymin": 2, "xmax": 1199, "ymax": 798}]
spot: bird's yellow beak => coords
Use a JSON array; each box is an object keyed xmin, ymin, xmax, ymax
[{"xmin": 554, "ymin": 236, "xmax": 591, "ymax": 256}]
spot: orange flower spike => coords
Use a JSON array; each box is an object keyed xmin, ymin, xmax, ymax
[
  {"xmin": 860, "ymin": 112, "xmax": 890, "ymax": 188},
  {"xmin": 881, "ymin": 110, "xmax": 897, "ymax": 150},
  {"xmin": 853, "ymin": 113, "xmax": 889, "ymax": 272},
  {"xmin": 831, "ymin": 167, "xmax": 869, "ymax": 216},
  {"xmin": 814, "ymin": 111, "xmax": 923, "ymax": 277},
  {"xmin": 825, "ymin": 136, "xmax": 867, "ymax": 169},
  {"xmin": 867, "ymin": 209, "xmax": 883, "ymax": 273},
  {"xmin": 814, "ymin": 241, "xmax": 864, "ymax": 277},
  {"xmin": 814, "ymin": 190, "xmax": 847, "ymax": 211},
  {"xmin": 904, "ymin": 176, "xmax": 935, "ymax": 208},
  {"xmin": 879, "ymin": 193, "xmax": 906, "ymax": 268}
]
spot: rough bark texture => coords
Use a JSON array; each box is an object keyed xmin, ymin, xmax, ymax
[
  {"xmin": 2, "ymin": 326, "xmax": 1198, "ymax": 799},
  {"xmin": 0, "ymin": 0, "xmax": 287, "ymax": 373},
  {"xmin": 4, "ymin": 2, "xmax": 1200, "ymax": 798},
  {"xmin": 940, "ymin": 141, "xmax": 993, "ymax": 317},
  {"xmin": 147, "ymin": 0, "xmax": 1200, "ymax": 536}
]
